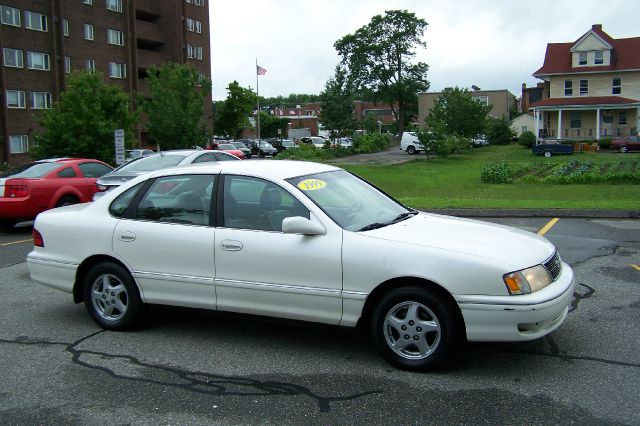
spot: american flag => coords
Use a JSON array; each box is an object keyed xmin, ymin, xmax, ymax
[{"xmin": 256, "ymin": 65, "xmax": 267, "ymax": 76}]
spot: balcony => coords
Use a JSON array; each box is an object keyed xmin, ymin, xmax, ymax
[
  {"xmin": 136, "ymin": 20, "xmax": 164, "ymax": 45},
  {"xmin": 136, "ymin": 48, "xmax": 170, "ymax": 69},
  {"xmin": 135, "ymin": 0, "xmax": 162, "ymax": 17}
]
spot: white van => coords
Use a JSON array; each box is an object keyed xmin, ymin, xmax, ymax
[{"xmin": 400, "ymin": 132, "xmax": 424, "ymax": 154}]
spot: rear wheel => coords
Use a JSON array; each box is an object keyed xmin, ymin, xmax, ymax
[
  {"xmin": 370, "ymin": 286, "xmax": 460, "ymax": 371},
  {"xmin": 544, "ymin": 150, "xmax": 552, "ymax": 158},
  {"xmin": 0, "ymin": 220, "xmax": 17, "ymax": 230},
  {"xmin": 83, "ymin": 262, "xmax": 141, "ymax": 330},
  {"xmin": 56, "ymin": 195, "xmax": 78, "ymax": 207},
  {"xmin": 619, "ymin": 145, "xmax": 628, "ymax": 153},
  {"xmin": 406, "ymin": 145, "xmax": 416, "ymax": 155}
]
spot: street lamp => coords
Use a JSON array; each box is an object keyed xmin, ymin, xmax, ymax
[{"xmin": 377, "ymin": 120, "xmax": 382, "ymax": 134}]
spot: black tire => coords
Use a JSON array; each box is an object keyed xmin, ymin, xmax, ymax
[
  {"xmin": 83, "ymin": 262, "xmax": 142, "ymax": 330},
  {"xmin": 0, "ymin": 220, "xmax": 17, "ymax": 230},
  {"xmin": 544, "ymin": 150, "xmax": 552, "ymax": 158},
  {"xmin": 370, "ymin": 286, "xmax": 460, "ymax": 371},
  {"xmin": 619, "ymin": 146, "xmax": 628, "ymax": 153},
  {"xmin": 56, "ymin": 195, "xmax": 78, "ymax": 208},
  {"xmin": 406, "ymin": 145, "xmax": 416, "ymax": 155}
]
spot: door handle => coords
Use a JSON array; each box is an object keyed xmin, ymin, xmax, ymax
[
  {"xmin": 118, "ymin": 232, "xmax": 136, "ymax": 242},
  {"xmin": 220, "ymin": 240, "xmax": 243, "ymax": 251}
]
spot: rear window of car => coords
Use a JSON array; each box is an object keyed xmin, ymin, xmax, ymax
[
  {"xmin": 0, "ymin": 162, "xmax": 60, "ymax": 178},
  {"xmin": 117, "ymin": 154, "xmax": 188, "ymax": 172}
]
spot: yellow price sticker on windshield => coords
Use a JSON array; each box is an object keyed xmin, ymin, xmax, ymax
[{"xmin": 298, "ymin": 179, "xmax": 327, "ymax": 191}]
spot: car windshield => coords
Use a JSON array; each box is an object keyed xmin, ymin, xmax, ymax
[
  {"xmin": 232, "ymin": 143, "xmax": 247, "ymax": 149},
  {"xmin": 114, "ymin": 154, "xmax": 188, "ymax": 173},
  {"xmin": 218, "ymin": 144, "xmax": 235, "ymax": 150},
  {"xmin": 286, "ymin": 170, "xmax": 413, "ymax": 231},
  {"xmin": 282, "ymin": 141, "xmax": 294, "ymax": 147},
  {"xmin": 0, "ymin": 162, "xmax": 61, "ymax": 178}
]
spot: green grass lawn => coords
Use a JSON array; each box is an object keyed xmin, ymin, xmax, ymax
[{"xmin": 341, "ymin": 145, "xmax": 640, "ymax": 210}]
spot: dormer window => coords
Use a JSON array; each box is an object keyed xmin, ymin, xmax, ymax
[
  {"xmin": 578, "ymin": 52, "xmax": 587, "ymax": 65},
  {"xmin": 594, "ymin": 51, "xmax": 603, "ymax": 65}
]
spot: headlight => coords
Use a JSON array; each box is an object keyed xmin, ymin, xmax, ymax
[{"xmin": 503, "ymin": 265, "xmax": 552, "ymax": 295}]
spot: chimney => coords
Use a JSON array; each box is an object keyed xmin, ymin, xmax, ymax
[
  {"xmin": 592, "ymin": 24, "xmax": 602, "ymax": 32},
  {"xmin": 522, "ymin": 83, "xmax": 527, "ymax": 91}
]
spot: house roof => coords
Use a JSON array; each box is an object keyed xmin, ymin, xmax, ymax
[
  {"xmin": 530, "ymin": 96, "xmax": 639, "ymax": 108},
  {"xmin": 533, "ymin": 25, "xmax": 640, "ymax": 77}
]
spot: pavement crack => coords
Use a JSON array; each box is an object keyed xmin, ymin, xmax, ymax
[{"xmin": 0, "ymin": 332, "xmax": 381, "ymax": 412}]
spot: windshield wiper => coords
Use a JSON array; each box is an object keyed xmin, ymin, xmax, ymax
[{"xmin": 357, "ymin": 210, "xmax": 418, "ymax": 232}]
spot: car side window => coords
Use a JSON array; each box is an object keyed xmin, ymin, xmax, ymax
[
  {"xmin": 223, "ymin": 175, "xmax": 309, "ymax": 232},
  {"xmin": 192, "ymin": 153, "xmax": 217, "ymax": 163},
  {"xmin": 135, "ymin": 174, "xmax": 215, "ymax": 226},
  {"xmin": 78, "ymin": 162, "xmax": 112, "ymax": 178},
  {"xmin": 109, "ymin": 183, "xmax": 144, "ymax": 218},
  {"xmin": 57, "ymin": 167, "xmax": 77, "ymax": 178},
  {"xmin": 214, "ymin": 152, "xmax": 238, "ymax": 161}
]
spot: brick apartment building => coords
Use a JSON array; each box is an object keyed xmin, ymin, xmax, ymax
[{"xmin": 0, "ymin": 0, "xmax": 212, "ymax": 165}]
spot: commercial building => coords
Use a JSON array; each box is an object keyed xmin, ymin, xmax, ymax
[{"xmin": 0, "ymin": 0, "xmax": 212, "ymax": 165}]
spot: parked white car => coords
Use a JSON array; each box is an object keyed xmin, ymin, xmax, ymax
[
  {"xmin": 400, "ymin": 132, "xmax": 424, "ymax": 154},
  {"xmin": 28, "ymin": 161, "xmax": 574, "ymax": 371}
]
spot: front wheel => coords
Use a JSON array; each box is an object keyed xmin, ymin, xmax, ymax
[
  {"xmin": 619, "ymin": 146, "xmax": 628, "ymax": 153},
  {"xmin": 544, "ymin": 150, "xmax": 552, "ymax": 158},
  {"xmin": 370, "ymin": 286, "xmax": 460, "ymax": 371},
  {"xmin": 406, "ymin": 146, "xmax": 416, "ymax": 155},
  {"xmin": 83, "ymin": 262, "xmax": 141, "ymax": 330}
]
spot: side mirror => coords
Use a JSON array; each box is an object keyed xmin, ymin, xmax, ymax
[{"xmin": 282, "ymin": 216, "xmax": 325, "ymax": 236}]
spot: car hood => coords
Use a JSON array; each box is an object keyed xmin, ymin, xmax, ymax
[
  {"xmin": 361, "ymin": 213, "xmax": 555, "ymax": 269},
  {"xmin": 97, "ymin": 171, "xmax": 149, "ymax": 185}
]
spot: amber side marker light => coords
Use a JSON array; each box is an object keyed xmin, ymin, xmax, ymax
[{"xmin": 33, "ymin": 229, "xmax": 44, "ymax": 247}]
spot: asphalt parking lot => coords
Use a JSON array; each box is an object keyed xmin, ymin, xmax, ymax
[{"xmin": 1, "ymin": 216, "xmax": 639, "ymax": 424}]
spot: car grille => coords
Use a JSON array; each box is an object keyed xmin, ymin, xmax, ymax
[{"xmin": 544, "ymin": 252, "xmax": 562, "ymax": 281}]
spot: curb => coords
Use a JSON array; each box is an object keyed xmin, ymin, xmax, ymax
[{"xmin": 421, "ymin": 209, "xmax": 640, "ymax": 218}]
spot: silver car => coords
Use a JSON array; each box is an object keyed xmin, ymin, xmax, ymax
[{"xmin": 93, "ymin": 149, "xmax": 239, "ymax": 200}]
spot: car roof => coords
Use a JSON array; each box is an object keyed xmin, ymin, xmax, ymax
[
  {"xmin": 148, "ymin": 160, "xmax": 340, "ymax": 181},
  {"xmin": 36, "ymin": 158, "xmax": 103, "ymax": 164}
]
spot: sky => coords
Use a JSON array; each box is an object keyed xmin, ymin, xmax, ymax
[{"xmin": 209, "ymin": 0, "xmax": 640, "ymax": 101}]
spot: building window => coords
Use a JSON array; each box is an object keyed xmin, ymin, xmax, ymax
[
  {"xmin": 579, "ymin": 79, "xmax": 588, "ymax": 95},
  {"xmin": 107, "ymin": 29, "xmax": 124, "ymax": 46},
  {"xmin": 85, "ymin": 59, "xmax": 96, "ymax": 70},
  {"xmin": 3, "ymin": 48, "xmax": 23, "ymax": 68},
  {"xmin": 603, "ymin": 110, "xmax": 613, "ymax": 124},
  {"xmin": 64, "ymin": 56, "xmax": 71, "ymax": 73},
  {"xmin": 6, "ymin": 90, "xmax": 26, "ymax": 108},
  {"xmin": 1, "ymin": 5, "xmax": 21, "ymax": 27},
  {"xmin": 84, "ymin": 0, "xmax": 93, "ymax": 4},
  {"xmin": 24, "ymin": 11, "xmax": 47, "ymax": 32},
  {"xmin": 108, "ymin": 62, "xmax": 126, "ymax": 78},
  {"xmin": 63, "ymin": 19, "xmax": 69, "ymax": 36},
  {"xmin": 31, "ymin": 91, "xmax": 52, "ymax": 109},
  {"xmin": 26, "ymin": 51, "xmax": 50, "ymax": 71},
  {"xmin": 612, "ymin": 78, "xmax": 621, "ymax": 95},
  {"xmin": 106, "ymin": 0, "xmax": 123, "ymax": 13},
  {"xmin": 578, "ymin": 52, "xmax": 587, "ymax": 65},
  {"xmin": 186, "ymin": 45, "xmax": 203, "ymax": 60},
  {"xmin": 618, "ymin": 111, "xmax": 627, "ymax": 125},
  {"xmin": 9, "ymin": 135, "xmax": 29, "ymax": 153},
  {"xmin": 84, "ymin": 23, "xmax": 94, "ymax": 40},
  {"xmin": 521, "ymin": 126, "xmax": 528, "ymax": 134},
  {"xmin": 570, "ymin": 111, "xmax": 581, "ymax": 129},
  {"xmin": 473, "ymin": 95, "xmax": 489, "ymax": 106},
  {"xmin": 186, "ymin": 18, "xmax": 202, "ymax": 33},
  {"xmin": 564, "ymin": 80, "xmax": 572, "ymax": 96},
  {"xmin": 186, "ymin": 0, "xmax": 205, "ymax": 5},
  {"xmin": 595, "ymin": 51, "xmax": 603, "ymax": 65}
]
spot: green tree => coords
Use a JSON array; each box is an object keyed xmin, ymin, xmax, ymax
[
  {"xmin": 362, "ymin": 113, "xmax": 379, "ymax": 134},
  {"xmin": 485, "ymin": 116, "xmax": 515, "ymax": 145},
  {"xmin": 519, "ymin": 130, "xmax": 536, "ymax": 148},
  {"xmin": 425, "ymin": 87, "xmax": 492, "ymax": 139},
  {"xmin": 214, "ymin": 81, "xmax": 257, "ymax": 139},
  {"xmin": 258, "ymin": 112, "xmax": 288, "ymax": 138},
  {"xmin": 34, "ymin": 70, "xmax": 136, "ymax": 164},
  {"xmin": 334, "ymin": 9, "xmax": 430, "ymax": 137},
  {"xmin": 141, "ymin": 62, "xmax": 211, "ymax": 149},
  {"xmin": 319, "ymin": 65, "xmax": 355, "ymax": 138}
]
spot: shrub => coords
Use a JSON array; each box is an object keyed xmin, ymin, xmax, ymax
[
  {"xmin": 598, "ymin": 138, "xmax": 613, "ymax": 149},
  {"xmin": 485, "ymin": 116, "xmax": 515, "ymax": 145},
  {"xmin": 481, "ymin": 160, "xmax": 513, "ymax": 184},
  {"xmin": 519, "ymin": 131, "xmax": 535, "ymax": 148}
]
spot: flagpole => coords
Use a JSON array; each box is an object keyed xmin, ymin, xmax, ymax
[{"xmin": 256, "ymin": 58, "xmax": 261, "ymax": 145}]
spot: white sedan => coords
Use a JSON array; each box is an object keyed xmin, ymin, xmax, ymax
[{"xmin": 27, "ymin": 161, "xmax": 575, "ymax": 371}]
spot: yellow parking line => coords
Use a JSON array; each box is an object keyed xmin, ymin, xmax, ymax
[
  {"xmin": 631, "ymin": 264, "xmax": 640, "ymax": 271},
  {"xmin": 0, "ymin": 239, "xmax": 32, "ymax": 246},
  {"xmin": 538, "ymin": 218, "xmax": 560, "ymax": 236}
]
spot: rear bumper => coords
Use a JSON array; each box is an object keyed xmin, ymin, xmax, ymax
[
  {"xmin": 27, "ymin": 252, "xmax": 77, "ymax": 294},
  {"xmin": 459, "ymin": 263, "xmax": 575, "ymax": 342},
  {"xmin": 0, "ymin": 198, "xmax": 36, "ymax": 220}
]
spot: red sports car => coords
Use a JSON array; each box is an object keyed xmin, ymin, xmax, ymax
[
  {"xmin": 209, "ymin": 143, "xmax": 245, "ymax": 159},
  {"xmin": 0, "ymin": 158, "xmax": 113, "ymax": 227},
  {"xmin": 611, "ymin": 135, "xmax": 640, "ymax": 153}
]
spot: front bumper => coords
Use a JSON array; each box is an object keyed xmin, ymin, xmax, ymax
[{"xmin": 458, "ymin": 262, "xmax": 575, "ymax": 342}]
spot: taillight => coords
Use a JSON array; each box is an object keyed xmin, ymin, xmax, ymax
[
  {"xmin": 6, "ymin": 184, "xmax": 29, "ymax": 198},
  {"xmin": 33, "ymin": 228, "xmax": 44, "ymax": 247},
  {"xmin": 96, "ymin": 184, "xmax": 108, "ymax": 192}
]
